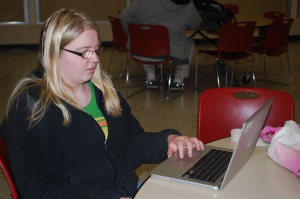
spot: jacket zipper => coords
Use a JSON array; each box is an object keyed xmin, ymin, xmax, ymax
[{"xmin": 104, "ymin": 142, "xmax": 118, "ymax": 188}]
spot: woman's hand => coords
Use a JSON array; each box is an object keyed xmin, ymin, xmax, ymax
[{"xmin": 167, "ymin": 135, "xmax": 204, "ymax": 159}]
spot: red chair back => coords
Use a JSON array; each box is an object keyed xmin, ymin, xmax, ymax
[
  {"xmin": 197, "ymin": 87, "xmax": 294, "ymax": 144},
  {"xmin": 265, "ymin": 18, "xmax": 294, "ymax": 54},
  {"xmin": 223, "ymin": 4, "xmax": 239, "ymax": 14},
  {"xmin": 263, "ymin": 11, "xmax": 285, "ymax": 21},
  {"xmin": 258, "ymin": 11, "xmax": 285, "ymax": 40},
  {"xmin": 128, "ymin": 24, "xmax": 170, "ymax": 65},
  {"xmin": 0, "ymin": 138, "xmax": 20, "ymax": 199},
  {"xmin": 218, "ymin": 21, "xmax": 256, "ymax": 55},
  {"xmin": 107, "ymin": 16, "xmax": 128, "ymax": 53}
]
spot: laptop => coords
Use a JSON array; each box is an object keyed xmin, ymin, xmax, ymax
[{"xmin": 150, "ymin": 98, "xmax": 273, "ymax": 190}]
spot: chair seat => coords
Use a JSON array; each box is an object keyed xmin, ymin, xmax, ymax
[
  {"xmin": 131, "ymin": 54, "xmax": 168, "ymax": 64},
  {"xmin": 252, "ymin": 43, "xmax": 287, "ymax": 57}
]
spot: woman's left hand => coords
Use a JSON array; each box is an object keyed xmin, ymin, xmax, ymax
[{"xmin": 167, "ymin": 135, "xmax": 204, "ymax": 159}]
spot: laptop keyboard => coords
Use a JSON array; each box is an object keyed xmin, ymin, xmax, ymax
[{"xmin": 182, "ymin": 149, "xmax": 233, "ymax": 183}]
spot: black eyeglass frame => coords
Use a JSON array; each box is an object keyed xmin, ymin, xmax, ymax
[{"xmin": 61, "ymin": 47, "xmax": 104, "ymax": 59}]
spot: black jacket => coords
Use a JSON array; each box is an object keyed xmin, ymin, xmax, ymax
[{"xmin": 0, "ymin": 83, "xmax": 180, "ymax": 199}]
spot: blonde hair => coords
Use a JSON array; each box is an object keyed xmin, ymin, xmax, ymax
[{"xmin": 6, "ymin": 8, "xmax": 122, "ymax": 128}]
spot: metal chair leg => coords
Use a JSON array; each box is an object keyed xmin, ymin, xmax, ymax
[
  {"xmin": 166, "ymin": 62, "xmax": 183, "ymax": 102},
  {"xmin": 224, "ymin": 61, "xmax": 229, "ymax": 87},
  {"xmin": 259, "ymin": 54, "xmax": 263, "ymax": 70},
  {"xmin": 181, "ymin": 68, "xmax": 184, "ymax": 91},
  {"xmin": 125, "ymin": 53, "xmax": 130, "ymax": 96},
  {"xmin": 263, "ymin": 55, "xmax": 268, "ymax": 82},
  {"xmin": 286, "ymin": 50, "xmax": 293, "ymax": 85},
  {"xmin": 159, "ymin": 64, "xmax": 163, "ymax": 84},
  {"xmin": 123, "ymin": 52, "xmax": 148, "ymax": 98},
  {"xmin": 195, "ymin": 53, "xmax": 205, "ymax": 91},
  {"xmin": 119, "ymin": 53, "xmax": 127, "ymax": 78},
  {"xmin": 108, "ymin": 48, "xmax": 127, "ymax": 80},
  {"xmin": 257, "ymin": 52, "xmax": 292, "ymax": 86},
  {"xmin": 216, "ymin": 59, "xmax": 221, "ymax": 88},
  {"xmin": 167, "ymin": 65, "xmax": 172, "ymax": 100},
  {"xmin": 252, "ymin": 54, "xmax": 256, "ymax": 87},
  {"xmin": 279, "ymin": 56, "xmax": 284, "ymax": 76}
]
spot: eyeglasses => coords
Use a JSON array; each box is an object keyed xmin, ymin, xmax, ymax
[{"xmin": 61, "ymin": 47, "xmax": 104, "ymax": 59}]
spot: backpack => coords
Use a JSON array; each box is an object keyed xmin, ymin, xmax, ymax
[{"xmin": 193, "ymin": 0, "xmax": 236, "ymax": 28}]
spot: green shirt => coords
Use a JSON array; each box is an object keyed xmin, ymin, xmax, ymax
[{"xmin": 83, "ymin": 81, "xmax": 108, "ymax": 142}]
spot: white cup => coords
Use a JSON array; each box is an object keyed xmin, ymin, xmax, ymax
[
  {"xmin": 230, "ymin": 128, "xmax": 270, "ymax": 147},
  {"xmin": 230, "ymin": 128, "xmax": 242, "ymax": 142}
]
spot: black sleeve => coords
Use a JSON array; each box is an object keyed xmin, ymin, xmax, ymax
[{"xmin": 118, "ymin": 94, "xmax": 181, "ymax": 164}]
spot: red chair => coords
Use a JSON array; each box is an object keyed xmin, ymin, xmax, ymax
[
  {"xmin": 257, "ymin": 11, "xmax": 285, "ymax": 44},
  {"xmin": 107, "ymin": 16, "xmax": 128, "ymax": 78},
  {"xmin": 195, "ymin": 21, "xmax": 256, "ymax": 89},
  {"xmin": 128, "ymin": 24, "xmax": 179, "ymax": 100},
  {"xmin": 203, "ymin": 3, "xmax": 239, "ymax": 54},
  {"xmin": 0, "ymin": 138, "xmax": 20, "ymax": 199},
  {"xmin": 252, "ymin": 18, "xmax": 294, "ymax": 86},
  {"xmin": 223, "ymin": 4, "xmax": 239, "ymax": 14},
  {"xmin": 197, "ymin": 87, "xmax": 295, "ymax": 144},
  {"xmin": 203, "ymin": 3, "xmax": 239, "ymax": 35}
]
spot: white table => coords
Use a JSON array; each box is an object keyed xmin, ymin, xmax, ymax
[{"xmin": 134, "ymin": 138, "xmax": 300, "ymax": 199}]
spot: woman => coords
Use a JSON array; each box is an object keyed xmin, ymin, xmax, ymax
[{"xmin": 0, "ymin": 8, "xmax": 204, "ymax": 199}]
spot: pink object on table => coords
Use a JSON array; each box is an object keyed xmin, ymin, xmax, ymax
[{"xmin": 267, "ymin": 121, "xmax": 300, "ymax": 180}]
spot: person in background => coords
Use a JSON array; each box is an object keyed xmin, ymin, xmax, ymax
[
  {"xmin": 0, "ymin": 8, "xmax": 204, "ymax": 199},
  {"xmin": 120, "ymin": 0, "xmax": 202, "ymax": 90}
]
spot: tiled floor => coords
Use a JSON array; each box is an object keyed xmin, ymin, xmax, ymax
[{"xmin": 0, "ymin": 41, "xmax": 299, "ymax": 198}]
